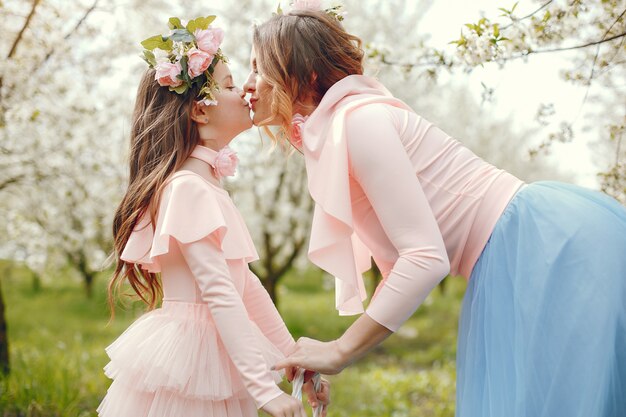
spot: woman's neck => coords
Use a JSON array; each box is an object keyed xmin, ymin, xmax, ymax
[{"xmin": 293, "ymin": 99, "xmax": 318, "ymax": 117}]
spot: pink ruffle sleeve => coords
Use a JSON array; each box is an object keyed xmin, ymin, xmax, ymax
[{"xmin": 120, "ymin": 172, "xmax": 258, "ymax": 271}]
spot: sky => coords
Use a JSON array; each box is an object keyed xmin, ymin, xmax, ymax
[{"xmin": 418, "ymin": 0, "xmax": 600, "ymax": 186}]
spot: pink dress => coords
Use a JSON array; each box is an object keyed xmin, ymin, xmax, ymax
[
  {"xmin": 296, "ymin": 75, "xmax": 525, "ymax": 331},
  {"xmin": 97, "ymin": 146, "xmax": 295, "ymax": 417}
]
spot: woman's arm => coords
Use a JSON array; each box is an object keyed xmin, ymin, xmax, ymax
[
  {"xmin": 346, "ymin": 104, "xmax": 450, "ymax": 332},
  {"xmin": 275, "ymin": 104, "xmax": 450, "ymax": 374}
]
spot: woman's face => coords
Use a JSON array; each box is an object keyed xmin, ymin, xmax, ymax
[
  {"xmin": 204, "ymin": 62, "xmax": 253, "ymax": 137},
  {"xmin": 243, "ymin": 47, "xmax": 280, "ymax": 126}
]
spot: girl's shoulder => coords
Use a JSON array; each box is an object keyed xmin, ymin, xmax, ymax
[
  {"xmin": 166, "ymin": 170, "xmax": 228, "ymax": 198},
  {"xmin": 120, "ymin": 168, "xmax": 258, "ymax": 270}
]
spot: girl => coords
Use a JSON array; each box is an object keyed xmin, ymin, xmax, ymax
[
  {"xmin": 98, "ymin": 16, "xmax": 328, "ymax": 417},
  {"xmin": 245, "ymin": 4, "xmax": 626, "ymax": 417}
]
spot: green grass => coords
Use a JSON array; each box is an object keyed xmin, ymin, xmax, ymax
[{"xmin": 0, "ymin": 263, "xmax": 465, "ymax": 417}]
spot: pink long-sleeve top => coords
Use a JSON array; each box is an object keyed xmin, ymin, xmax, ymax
[
  {"xmin": 298, "ymin": 75, "xmax": 524, "ymax": 331},
  {"xmin": 120, "ymin": 150, "xmax": 295, "ymax": 408}
]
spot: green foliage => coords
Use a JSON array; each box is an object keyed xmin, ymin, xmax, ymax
[
  {"xmin": 168, "ymin": 29, "xmax": 194, "ymax": 43},
  {"xmin": 167, "ymin": 17, "xmax": 183, "ymax": 30},
  {"xmin": 186, "ymin": 16, "xmax": 216, "ymax": 34},
  {"xmin": 141, "ymin": 50, "xmax": 156, "ymax": 68},
  {"xmin": 139, "ymin": 35, "xmax": 171, "ymax": 51},
  {"xmin": 0, "ymin": 265, "xmax": 464, "ymax": 416}
]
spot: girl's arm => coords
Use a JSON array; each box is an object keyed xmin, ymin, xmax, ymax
[
  {"xmin": 242, "ymin": 269, "xmax": 296, "ymax": 356},
  {"xmin": 177, "ymin": 237, "xmax": 284, "ymax": 409}
]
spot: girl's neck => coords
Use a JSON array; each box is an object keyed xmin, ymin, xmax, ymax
[{"xmin": 199, "ymin": 137, "xmax": 230, "ymax": 151}]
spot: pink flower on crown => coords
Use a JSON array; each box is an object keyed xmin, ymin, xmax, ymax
[
  {"xmin": 155, "ymin": 61, "xmax": 183, "ymax": 87},
  {"xmin": 194, "ymin": 27, "xmax": 224, "ymax": 55},
  {"xmin": 187, "ymin": 48, "xmax": 213, "ymax": 78},
  {"xmin": 289, "ymin": 113, "xmax": 309, "ymax": 150},
  {"xmin": 213, "ymin": 146, "xmax": 239, "ymax": 179},
  {"xmin": 291, "ymin": 0, "xmax": 323, "ymax": 11}
]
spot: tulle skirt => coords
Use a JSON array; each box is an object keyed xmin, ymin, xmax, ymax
[
  {"xmin": 97, "ymin": 301, "xmax": 284, "ymax": 417},
  {"xmin": 456, "ymin": 181, "xmax": 626, "ymax": 417}
]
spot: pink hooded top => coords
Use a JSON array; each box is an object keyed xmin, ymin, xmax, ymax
[
  {"xmin": 298, "ymin": 75, "xmax": 525, "ymax": 331},
  {"xmin": 118, "ymin": 146, "xmax": 295, "ymax": 409}
]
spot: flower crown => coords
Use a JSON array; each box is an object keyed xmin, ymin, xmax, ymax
[
  {"xmin": 140, "ymin": 16, "xmax": 226, "ymax": 106},
  {"xmin": 275, "ymin": 1, "xmax": 346, "ymax": 21}
]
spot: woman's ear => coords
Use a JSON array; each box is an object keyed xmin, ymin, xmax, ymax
[{"xmin": 190, "ymin": 101, "xmax": 210, "ymax": 124}]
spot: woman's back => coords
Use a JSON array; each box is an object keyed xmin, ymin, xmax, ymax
[{"xmin": 345, "ymin": 101, "xmax": 524, "ymax": 279}]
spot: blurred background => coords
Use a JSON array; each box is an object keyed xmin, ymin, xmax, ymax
[{"xmin": 1, "ymin": 0, "xmax": 624, "ymax": 416}]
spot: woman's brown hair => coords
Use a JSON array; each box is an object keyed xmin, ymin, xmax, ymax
[
  {"xmin": 253, "ymin": 9, "xmax": 364, "ymax": 142},
  {"xmin": 109, "ymin": 69, "xmax": 201, "ymax": 314}
]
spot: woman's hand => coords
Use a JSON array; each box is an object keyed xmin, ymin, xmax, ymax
[
  {"xmin": 261, "ymin": 393, "xmax": 306, "ymax": 417},
  {"xmin": 273, "ymin": 337, "xmax": 347, "ymax": 375}
]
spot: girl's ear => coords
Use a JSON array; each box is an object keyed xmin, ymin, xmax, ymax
[{"xmin": 190, "ymin": 101, "xmax": 210, "ymax": 124}]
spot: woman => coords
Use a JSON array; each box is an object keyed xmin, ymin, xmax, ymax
[{"xmin": 243, "ymin": 4, "xmax": 626, "ymax": 417}]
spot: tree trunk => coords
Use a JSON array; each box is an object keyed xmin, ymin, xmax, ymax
[
  {"xmin": 263, "ymin": 275, "xmax": 278, "ymax": 306},
  {"xmin": 32, "ymin": 271, "xmax": 41, "ymax": 293},
  {"xmin": 0, "ymin": 277, "xmax": 10, "ymax": 375},
  {"xmin": 84, "ymin": 272, "xmax": 94, "ymax": 299}
]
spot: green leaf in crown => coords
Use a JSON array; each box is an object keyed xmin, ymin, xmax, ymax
[
  {"xmin": 169, "ymin": 29, "xmax": 194, "ymax": 43},
  {"xmin": 168, "ymin": 17, "xmax": 184, "ymax": 30},
  {"xmin": 186, "ymin": 15, "xmax": 216, "ymax": 33},
  {"xmin": 141, "ymin": 15, "xmax": 226, "ymax": 101}
]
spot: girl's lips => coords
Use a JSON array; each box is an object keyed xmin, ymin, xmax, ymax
[{"xmin": 249, "ymin": 98, "xmax": 258, "ymax": 111}]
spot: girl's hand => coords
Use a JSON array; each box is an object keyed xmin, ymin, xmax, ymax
[
  {"xmin": 305, "ymin": 377, "xmax": 330, "ymax": 417},
  {"xmin": 261, "ymin": 393, "xmax": 306, "ymax": 417}
]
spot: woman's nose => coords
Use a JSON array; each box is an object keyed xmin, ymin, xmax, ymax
[{"xmin": 243, "ymin": 72, "xmax": 256, "ymax": 94}]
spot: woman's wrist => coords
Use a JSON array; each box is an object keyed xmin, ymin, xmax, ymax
[
  {"xmin": 333, "ymin": 313, "xmax": 394, "ymax": 370},
  {"xmin": 331, "ymin": 338, "xmax": 352, "ymax": 372}
]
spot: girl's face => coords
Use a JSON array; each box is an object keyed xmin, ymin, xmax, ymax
[
  {"xmin": 243, "ymin": 47, "xmax": 280, "ymax": 126},
  {"xmin": 201, "ymin": 62, "xmax": 252, "ymax": 140}
]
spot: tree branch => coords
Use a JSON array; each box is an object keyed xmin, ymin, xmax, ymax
[
  {"xmin": 517, "ymin": 30, "xmax": 626, "ymax": 56},
  {"xmin": 39, "ymin": 0, "xmax": 100, "ymax": 68},
  {"xmin": 502, "ymin": 0, "xmax": 554, "ymax": 30},
  {"xmin": 0, "ymin": 175, "xmax": 25, "ymax": 191},
  {"xmin": 7, "ymin": 0, "xmax": 41, "ymax": 60}
]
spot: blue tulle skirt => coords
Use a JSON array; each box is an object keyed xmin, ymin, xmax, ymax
[{"xmin": 456, "ymin": 181, "xmax": 626, "ymax": 417}]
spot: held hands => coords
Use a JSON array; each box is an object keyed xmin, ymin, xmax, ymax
[
  {"xmin": 272, "ymin": 337, "xmax": 347, "ymax": 375},
  {"xmin": 260, "ymin": 369, "xmax": 331, "ymax": 417}
]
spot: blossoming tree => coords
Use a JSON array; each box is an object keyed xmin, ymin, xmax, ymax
[{"xmin": 369, "ymin": 0, "xmax": 625, "ymax": 202}]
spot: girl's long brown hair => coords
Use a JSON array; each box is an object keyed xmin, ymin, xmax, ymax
[
  {"xmin": 109, "ymin": 69, "xmax": 201, "ymax": 314},
  {"xmin": 252, "ymin": 9, "xmax": 364, "ymax": 143}
]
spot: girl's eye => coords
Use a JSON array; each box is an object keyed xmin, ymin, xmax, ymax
[{"xmin": 227, "ymin": 86, "xmax": 236, "ymax": 90}]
